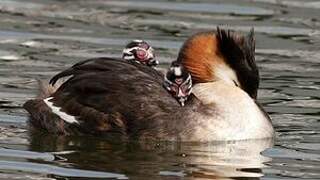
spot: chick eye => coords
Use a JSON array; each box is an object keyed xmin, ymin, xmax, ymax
[
  {"xmin": 170, "ymin": 84, "xmax": 179, "ymax": 92},
  {"xmin": 180, "ymin": 84, "xmax": 187, "ymax": 91}
]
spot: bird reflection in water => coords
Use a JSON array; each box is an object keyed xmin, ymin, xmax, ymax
[{"xmin": 29, "ymin": 131, "xmax": 273, "ymax": 179}]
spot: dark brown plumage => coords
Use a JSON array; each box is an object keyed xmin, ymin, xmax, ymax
[
  {"xmin": 216, "ymin": 28, "xmax": 259, "ymax": 99},
  {"xmin": 25, "ymin": 58, "xmax": 202, "ymax": 140}
]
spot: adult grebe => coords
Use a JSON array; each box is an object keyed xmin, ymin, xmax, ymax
[{"xmin": 24, "ymin": 27, "xmax": 274, "ymax": 141}]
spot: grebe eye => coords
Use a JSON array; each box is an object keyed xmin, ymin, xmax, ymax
[
  {"xmin": 181, "ymin": 84, "xmax": 187, "ymax": 92},
  {"xmin": 233, "ymin": 80, "xmax": 239, "ymax": 87},
  {"xmin": 136, "ymin": 49, "xmax": 147, "ymax": 60},
  {"xmin": 170, "ymin": 84, "xmax": 179, "ymax": 92}
]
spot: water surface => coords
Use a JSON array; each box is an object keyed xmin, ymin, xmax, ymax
[{"xmin": 0, "ymin": 0, "xmax": 319, "ymax": 179}]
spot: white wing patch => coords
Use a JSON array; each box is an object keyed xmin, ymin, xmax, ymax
[{"xmin": 43, "ymin": 97, "xmax": 79, "ymax": 124}]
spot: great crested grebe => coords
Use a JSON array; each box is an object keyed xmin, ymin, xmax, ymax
[
  {"xmin": 24, "ymin": 27, "xmax": 274, "ymax": 141},
  {"xmin": 122, "ymin": 40, "xmax": 158, "ymax": 67},
  {"xmin": 164, "ymin": 61, "xmax": 192, "ymax": 106},
  {"xmin": 123, "ymin": 40, "xmax": 192, "ymax": 106}
]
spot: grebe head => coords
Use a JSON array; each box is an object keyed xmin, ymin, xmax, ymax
[
  {"xmin": 122, "ymin": 40, "xmax": 159, "ymax": 67},
  {"xmin": 177, "ymin": 27, "xmax": 259, "ymax": 99},
  {"xmin": 164, "ymin": 61, "xmax": 192, "ymax": 106}
]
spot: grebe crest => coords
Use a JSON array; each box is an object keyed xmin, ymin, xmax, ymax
[
  {"xmin": 164, "ymin": 61, "xmax": 192, "ymax": 106},
  {"xmin": 122, "ymin": 40, "xmax": 159, "ymax": 67},
  {"xmin": 177, "ymin": 27, "xmax": 259, "ymax": 99}
]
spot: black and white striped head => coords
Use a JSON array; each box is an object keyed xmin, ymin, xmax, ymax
[
  {"xmin": 122, "ymin": 40, "xmax": 158, "ymax": 67},
  {"xmin": 164, "ymin": 62, "xmax": 192, "ymax": 106}
]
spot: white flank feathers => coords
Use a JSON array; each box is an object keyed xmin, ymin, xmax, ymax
[{"xmin": 43, "ymin": 97, "xmax": 79, "ymax": 124}]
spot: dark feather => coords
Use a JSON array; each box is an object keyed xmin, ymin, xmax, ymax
[
  {"xmin": 24, "ymin": 58, "xmax": 201, "ymax": 140},
  {"xmin": 216, "ymin": 27, "xmax": 259, "ymax": 99}
]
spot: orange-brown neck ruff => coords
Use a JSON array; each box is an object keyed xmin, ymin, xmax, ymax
[{"xmin": 177, "ymin": 32, "xmax": 225, "ymax": 84}]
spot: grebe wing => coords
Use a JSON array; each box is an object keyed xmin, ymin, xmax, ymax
[
  {"xmin": 25, "ymin": 58, "xmax": 179, "ymax": 136},
  {"xmin": 49, "ymin": 57, "xmax": 163, "ymax": 86}
]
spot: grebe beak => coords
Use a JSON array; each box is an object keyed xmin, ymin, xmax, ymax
[{"xmin": 148, "ymin": 59, "xmax": 159, "ymax": 67}]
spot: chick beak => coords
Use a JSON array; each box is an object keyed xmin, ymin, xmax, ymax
[
  {"xmin": 179, "ymin": 98, "xmax": 185, "ymax": 107},
  {"xmin": 177, "ymin": 88, "xmax": 186, "ymax": 106},
  {"xmin": 149, "ymin": 59, "xmax": 159, "ymax": 66}
]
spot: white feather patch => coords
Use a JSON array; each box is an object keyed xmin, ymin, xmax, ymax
[
  {"xmin": 191, "ymin": 81, "xmax": 274, "ymax": 141},
  {"xmin": 43, "ymin": 97, "xmax": 79, "ymax": 124},
  {"xmin": 132, "ymin": 39, "xmax": 143, "ymax": 43},
  {"xmin": 173, "ymin": 67, "xmax": 182, "ymax": 76},
  {"xmin": 122, "ymin": 47, "xmax": 136, "ymax": 55}
]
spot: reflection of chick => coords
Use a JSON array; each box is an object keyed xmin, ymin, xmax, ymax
[{"xmin": 164, "ymin": 61, "xmax": 192, "ymax": 106}]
